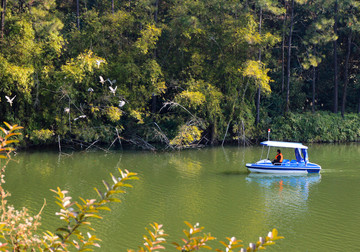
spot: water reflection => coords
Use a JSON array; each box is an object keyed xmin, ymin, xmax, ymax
[
  {"xmin": 7, "ymin": 145, "xmax": 360, "ymax": 251},
  {"xmin": 246, "ymin": 173, "xmax": 321, "ymax": 200},
  {"xmin": 169, "ymin": 155, "xmax": 203, "ymax": 178},
  {"xmin": 245, "ymin": 173, "xmax": 322, "ymax": 232}
]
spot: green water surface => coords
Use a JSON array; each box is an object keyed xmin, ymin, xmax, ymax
[{"xmin": 4, "ymin": 143, "xmax": 360, "ymax": 251}]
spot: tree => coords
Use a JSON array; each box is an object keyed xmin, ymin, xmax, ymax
[
  {"xmin": 76, "ymin": 0, "xmax": 80, "ymax": 30},
  {"xmin": 339, "ymin": 1, "xmax": 360, "ymax": 117},
  {"xmin": 253, "ymin": 0, "xmax": 284, "ymax": 124},
  {"xmin": 341, "ymin": 29, "xmax": 352, "ymax": 117},
  {"xmin": 285, "ymin": 0, "xmax": 295, "ymax": 113},
  {"xmin": 255, "ymin": 6, "xmax": 262, "ymax": 126},
  {"xmin": 333, "ymin": 0, "xmax": 339, "ymax": 113},
  {"xmin": 2, "ymin": 0, "xmax": 360, "ymax": 146},
  {"xmin": 0, "ymin": 0, "xmax": 6, "ymax": 42},
  {"xmin": 301, "ymin": 0, "xmax": 337, "ymax": 113}
]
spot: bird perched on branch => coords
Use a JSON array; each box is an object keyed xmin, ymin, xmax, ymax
[{"xmin": 5, "ymin": 95, "xmax": 16, "ymax": 106}]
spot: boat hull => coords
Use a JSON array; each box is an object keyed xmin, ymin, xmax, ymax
[{"xmin": 246, "ymin": 160, "xmax": 321, "ymax": 174}]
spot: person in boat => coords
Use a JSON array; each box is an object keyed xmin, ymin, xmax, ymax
[{"xmin": 272, "ymin": 149, "xmax": 283, "ymax": 165}]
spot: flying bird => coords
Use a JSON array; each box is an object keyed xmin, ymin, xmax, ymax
[
  {"xmin": 87, "ymin": 88, "xmax": 94, "ymax": 92},
  {"xmin": 118, "ymin": 100, "xmax": 125, "ymax": 107},
  {"xmin": 99, "ymin": 76, "xmax": 105, "ymax": 85},
  {"xmin": 107, "ymin": 79, "xmax": 116, "ymax": 85},
  {"xmin": 96, "ymin": 60, "xmax": 104, "ymax": 68},
  {"xmin": 109, "ymin": 86, "xmax": 117, "ymax": 95},
  {"xmin": 74, "ymin": 115, "xmax": 86, "ymax": 121},
  {"xmin": 5, "ymin": 95, "xmax": 16, "ymax": 106}
]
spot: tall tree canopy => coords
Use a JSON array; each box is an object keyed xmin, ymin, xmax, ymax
[{"xmin": 0, "ymin": 0, "xmax": 360, "ymax": 147}]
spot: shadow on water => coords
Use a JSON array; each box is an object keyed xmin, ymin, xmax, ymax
[{"xmin": 220, "ymin": 170, "xmax": 249, "ymax": 176}]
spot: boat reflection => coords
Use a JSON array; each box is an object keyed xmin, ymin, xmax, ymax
[{"xmin": 246, "ymin": 173, "xmax": 321, "ymax": 202}]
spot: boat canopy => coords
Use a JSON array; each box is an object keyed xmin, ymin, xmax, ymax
[{"xmin": 260, "ymin": 141, "xmax": 308, "ymax": 149}]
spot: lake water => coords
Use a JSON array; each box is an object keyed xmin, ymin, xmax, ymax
[{"xmin": 4, "ymin": 143, "xmax": 360, "ymax": 251}]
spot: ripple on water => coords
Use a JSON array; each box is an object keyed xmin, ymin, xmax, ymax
[{"xmin": 5, "ymin": 145, "xmax": 360, "ymax": 251}]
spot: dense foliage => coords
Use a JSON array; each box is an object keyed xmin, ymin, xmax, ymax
[
  {"xmin": 270, "ymin": 112, "xmax": 360, "ymax": 143},
  {"xmin": 1, "ymin": 0, "xmax": 360, "ymax": 148}
]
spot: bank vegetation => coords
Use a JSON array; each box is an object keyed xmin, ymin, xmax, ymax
[{"xmin": 1, "ymin": 0, "xmax": 360, "ymax": 149}]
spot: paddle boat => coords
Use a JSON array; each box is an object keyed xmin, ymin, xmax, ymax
[{"xmin": 246, "ymin": 141, "xmax": 321, "ymax": 174}]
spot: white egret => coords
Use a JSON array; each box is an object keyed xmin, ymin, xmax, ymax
[
  {"xmin": 64, "ymin": 107, "xmax": 70, "ymax": 113},
  {"xmin": 74, "ymin": 115, "xmax": 86, "ymax": 121},
  {"xmin": 118, "ymin": 100, "xmax": 125, "ymax": 107},
  {"xmin": 109, "ymin": 86, "xmax": 117, "ymax": 95},
  {"xmin": 96, "ymin": 60, "xmax": 104, "ymax": 68},
  {"xmin": 88, "ymin": 88, "xmax": 94, "ymax": 92},
  {"xmin": 5, "ymin": 95, "xmax": 16, "ymax": 106},
  {"xmin": 99, "ymin": 76, "xmax": 105, "ymax": 85},
  {"xmin": 106, "ymin": 79, "xmax": 116, "ymax": 85}
]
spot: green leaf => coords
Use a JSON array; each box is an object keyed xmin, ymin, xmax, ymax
[
  {"xmin": 84, "ymin": 214, "xmax": 103, "ymax": 219},
  {"xmin": 55, "ymin": 233, "xmax": 65, "ymax": 241},
  {"xmin": 4, "ymin": 132, "xmax": 21, "ymax": 140},
  {"xmin": 264, "ymin": 241, "xmax": 276, "ymax": 246},
  {"xmin": 94, "ymin": 188, "xmax": 104, "ymax": 199},
  {"xmin": 107, "ymin": 198, "xmax": 121, "ymax": 203},
  {"xmin": 110, "ymin": 173, "xmax": 118, "ymax": 184},
  {"xmin": 105, "ymin": 190, "xmax": 119, "ymax": 196},
  {"xmin": 0, "ymin": 127, "xmax": 7, "ymax": 135},
  {"xmin": 79, "ymin": 248, "xmax": 93, "ymax": 252},
  {"xmin": 55, "ymin": 201, "xmax": 64, "ymax": 209},
  {"xmin": 184, "ymin": 221, "xmax": 193, "ymax": 229},
  {"xmin": 219, "ymin": 241, "xmax": 228, "ymax": 247},
  {"xmin": 56, "ymin": 227, "xmax": 71, "ymax": 233},
  {"xmin": 96, "ymin": 206, "xmax": 111, "ymax": 211},
  {"xmin": 3, "ymin": 122, "xmax": 12, "ymax": 130},
  {"xmin": 102, "ymin": 180, "xmax": 111, "ymax": 191}
]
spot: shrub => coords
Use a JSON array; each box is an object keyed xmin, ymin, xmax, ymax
[
  {"xmin": 268, "ymin": 112, "xmax": 360, "ymax": 143},
  {"xmin": 30, "ymin": 129, "xmax": 54, "ymax": 144}
]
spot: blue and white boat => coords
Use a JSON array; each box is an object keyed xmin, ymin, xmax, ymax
[{"xmin": 246, "ymin": 141, "xmax": 321, "ymax": 174}]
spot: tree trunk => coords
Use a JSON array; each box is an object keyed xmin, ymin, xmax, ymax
[
  {"xmin": 112, "ymin": 0, "xmax": 115, "ymax": 14},
  {"xmin": 151, "ymin": 93, "xmax": 157, "ymax": 113},
  {"xmin": 255, "ymin": 7, "xmax": 262, "ymax": 125},
  {"xmin": 154, "ymin": 0, "xmax": 160, "ymax": 23},
  {"xmin": 76, "ymin": 0, "xmax": 80, "ymax": 31},
  {"xmin": 0, "ymin": 0, "xmax": 7, "ymax": 42},
  {"xmin": 19, "ymin": 0, "xmax": 24, "ymax": 12},
  {"xmin": 312, "ymin": 66, "xmax": 316, "ymax": 114},
  {"xmin": 210, "ymin": 122, "xmax": 218, "ymax": 145},
  {"xmin": 281, "ymin": 2, "xmax": 288, "ymax": 93},
  {"xmin": 333, "ymin": 0, "xmax": 338, "ymax": 113},
  {"xmin": 285, "ymin": 0, "xmax": 294, "ymax": 113},
  {"xmin": 341, "ymin": 30, "xmax": 352, "ymax": 118}
]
